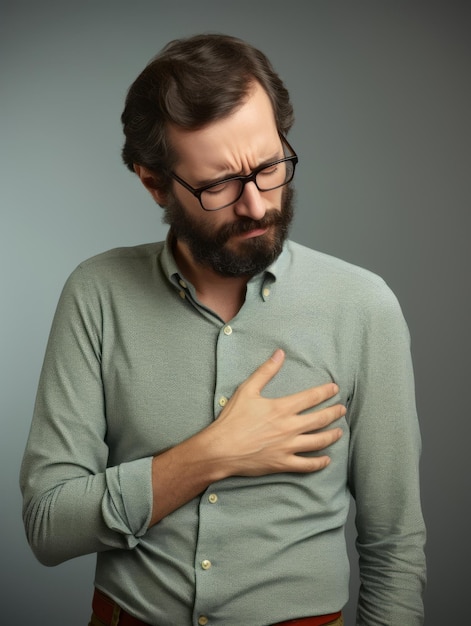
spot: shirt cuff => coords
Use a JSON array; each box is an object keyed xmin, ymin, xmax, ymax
[{"xmin": 102, "ymin": 456, "xmax": 153, "ymax": 545}]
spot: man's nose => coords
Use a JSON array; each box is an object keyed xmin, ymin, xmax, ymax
[{"xmin": 233, "ymin": 181, "xmax": 266, "ymax": 220}]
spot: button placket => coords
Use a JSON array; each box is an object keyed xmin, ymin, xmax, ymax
[
  {"xmin": 194, "ymin": 318, "xmax": 235, "ymax": 619},
  {"xmin": 214, "ymin": 323, "xmax": 234, "ymax": 418}
]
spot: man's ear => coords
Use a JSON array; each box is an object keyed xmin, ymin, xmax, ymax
[{"xmin": 133, "ymin": 164, "xmax": 167, "ymax": 206}]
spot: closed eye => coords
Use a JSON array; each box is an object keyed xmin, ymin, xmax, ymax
[
  {"xmin": 258, "ymin": 165, "xmax": 279, "ymax": 177},
  {"xmin": 205, "ymin": 182, "xmax": 231, "ymax": 194}
]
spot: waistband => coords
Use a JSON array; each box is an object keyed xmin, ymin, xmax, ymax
[
  {"xmin": 92, "ymin": 589, "xmax": 341, "ymax": 626},
  {"xmin": 271, "ymin": 612, "xmax": 342, "ymax": 625},
  {"xmin": 92, "ymin": 589, "xmax": 151, "ymax": 626}
]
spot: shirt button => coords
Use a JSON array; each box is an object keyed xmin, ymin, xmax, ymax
[
  {"xmin": 218, "ymin": 396, "xmax": 228, "ymax": 407},
  {"xmin": 223, "ymin": 324, "xmax": 232, "ymax": 335},
  {"xmin": 208, "ymin": 493, "xmax": 218, "ymax": 504},
  {"xmin": 179, "ymin": 278, "xmax": 187, "ymax": 289},
  {"xmin": 198, "ymin": 617, "xmax": 209, "ymax": 626},
  {"xmin": 201, "ymin": 559, "xmax": 212, "ymax": 570},
  {"xmin": 262, "ymin": 287, "xmax": 270, "ymax": 298}
]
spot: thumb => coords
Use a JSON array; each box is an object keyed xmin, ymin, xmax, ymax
[{"xmin": 244, "ymin": 349, "xmax": 286, "ymax": 393}]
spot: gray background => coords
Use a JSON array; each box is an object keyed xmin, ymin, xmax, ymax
[{"xmin": 1, "ymin": 1, "xmax": 469, "ymax": 624}]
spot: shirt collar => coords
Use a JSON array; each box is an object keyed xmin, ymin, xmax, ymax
[{"xmin": 160, "ymin": 231, "xmax": 287, "ymax": 298}]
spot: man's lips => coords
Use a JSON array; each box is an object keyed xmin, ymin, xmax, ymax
[
  {"xmin": 218, "ymin": 213, "xmax": 281, "ymax": 243},
  {"xmin": 234, "ymin": 227, "xmax": 269, "ymax": 239}
]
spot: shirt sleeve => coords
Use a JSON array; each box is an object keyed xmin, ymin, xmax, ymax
[
  {"xmin": 20, "ymin": 265, "xmax": 154, "ymax": 566},
  {"xmin": 347, "ymin": 281, "xmax": 426, "ymax": 625}
]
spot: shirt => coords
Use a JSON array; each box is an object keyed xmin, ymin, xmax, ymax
[{"xmin": 20, "ymin": 238, "xmax": 426, "ymax": 625}]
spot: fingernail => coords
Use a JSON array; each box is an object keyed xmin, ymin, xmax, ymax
[{"xmin": 271, "ymin": 349, "xmax": 285, "ymax": 363}]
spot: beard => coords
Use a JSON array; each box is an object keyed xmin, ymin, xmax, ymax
[{"xmin": 162, "ymin": 186, "xmax": 294, "ymax": 277}]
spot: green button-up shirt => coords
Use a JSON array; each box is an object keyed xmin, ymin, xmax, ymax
[{"xmin": 20, "ymin": 239, "xmax": 426, "ymax": 625}]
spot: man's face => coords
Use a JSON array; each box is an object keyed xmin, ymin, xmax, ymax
[{"xmin": 160, "ymin": 81, "xmax": 295, "ymax": 277}]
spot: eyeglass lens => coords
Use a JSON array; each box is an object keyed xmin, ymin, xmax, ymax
[{"xmin": 201, "ymin": 160, "xmax": 294, "ymax": 211}]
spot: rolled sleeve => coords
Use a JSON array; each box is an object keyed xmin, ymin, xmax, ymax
[{"xmin": 103, "ymin": 457, "xmax": 153, "ymax": 543}]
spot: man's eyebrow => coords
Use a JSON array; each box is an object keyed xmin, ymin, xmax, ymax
[{"xmin": 194, "ymin": 151, "xmax": 284, "ymax": 187}]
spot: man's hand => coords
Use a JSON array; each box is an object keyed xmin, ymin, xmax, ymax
[
  {"xmin": 150, "ymin": 349, "xmax": 344, "ymax": 525},
  {"xmin": 205, "ymin": 348, "xmax": 345, "ymax": 477}
]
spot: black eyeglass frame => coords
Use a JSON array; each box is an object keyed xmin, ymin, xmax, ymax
[{"xmin": 169, "ymin": 134, "xmax": 298, "ymax": 211}]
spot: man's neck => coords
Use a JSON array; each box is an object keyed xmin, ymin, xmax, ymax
[{"xmin": 173, "ymin": 239, "xmax": 250, "ymax": 322}]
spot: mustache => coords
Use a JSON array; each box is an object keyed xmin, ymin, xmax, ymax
[{"xmin": 216, "ymin": 209, "xmax": 286, "ymax": 244}]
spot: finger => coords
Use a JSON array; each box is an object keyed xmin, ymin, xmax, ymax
[
  {"xmin": 287, "ymin": 454, "xmax": 332, "ymax": 473},
  {"xmin": 281, "ymin": 382, "xmax": 341, "ymax": 415},
  {"xmin": 293, "ymin": 427, "xmax": 343, "ymax": 454},
  {"xmin": 242, "ymin": 349, "xmax": 286, "ymax": 393},
  {"xmin": 296, "ymin": 403, "xmax": 346, "ymax": 432}
]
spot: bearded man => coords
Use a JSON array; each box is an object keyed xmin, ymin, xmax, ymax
[{"xmin": 21, "ymin": 34, "xmax": 426, "ymax": 626}]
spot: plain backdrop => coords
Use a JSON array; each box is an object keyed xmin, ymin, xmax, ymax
[{"xmin": 1, "ymin": 1, "xmax": 470, "ymax": 624}]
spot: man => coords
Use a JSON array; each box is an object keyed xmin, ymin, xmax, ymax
[{"xmin": 20, "ymin": 34, "xmax": 426, "ymax": 625}]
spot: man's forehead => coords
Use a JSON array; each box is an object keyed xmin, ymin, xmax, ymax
[
  {"xmin": 167, "ymin": 84, "xmax": 280, "ymax": 182},
  {"xmin": 171, "ymin": 134, "xmax": 282, "ymax": 185}
]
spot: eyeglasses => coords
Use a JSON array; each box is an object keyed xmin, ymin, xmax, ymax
[{"xmin": 170, "ymin": 135, "xmax": 298, "ymax": 211}]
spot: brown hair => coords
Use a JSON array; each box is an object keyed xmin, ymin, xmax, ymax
[{"xmin": 121, "ymin": 34, "xmax": 294, "ymax": 190}]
